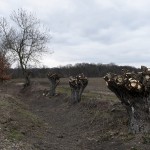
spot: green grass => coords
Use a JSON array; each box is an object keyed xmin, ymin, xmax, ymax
[
  {"xmin": 13, "ymin": 77, "xmax": 118, "ymax": 102},
  {"xmin": 0, "ymin": 100, "xmax": 10, "ymax": 107},
  {"xmin": 18, "ymin": 108, "xmax": 42, "ymax": 125},
  {"xmin": 0, "ymin": 94, "xmax": 43, "ymax": 143},
  {"xmin": 56, "ymin": 86, "xmax": 71, "ymax": 95},
  {"xmin": 8, "ymin": 129, "xmax": 24, "ymax": 141},
  {"xmin": 82, "ymin": 90, "xmax": 118, "ymax": 103}
]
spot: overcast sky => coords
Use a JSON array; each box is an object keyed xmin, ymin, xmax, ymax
[{"xmin": 1, "ymin": 0, "xmax": 150, "ymax": 68}]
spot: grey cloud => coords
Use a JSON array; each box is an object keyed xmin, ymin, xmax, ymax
[{"xmin": 1, "ymin": 0, "xmax": 150, "ymax": 67}]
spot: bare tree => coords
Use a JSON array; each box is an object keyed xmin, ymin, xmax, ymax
[
  {"xmin": 104, "ymin": 66, "xmax": 150, "ymax": 134},
  {"xmin": 69, "ymin": 73, "xmax": 88, "ymax": 104},
  {"xmin": 0, "ymin": 9, "xmax": 50, "ymax": 87}
]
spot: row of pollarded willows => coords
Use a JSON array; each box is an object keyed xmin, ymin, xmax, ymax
[
  {"xmin": 43, "ymin": 72, "xmax": 88, "ymax": 104},
  {"xmin": 104, "ymin": 66, "xmax": 150, "ymax": 134},
  {"xmin": 23, "ymin": 66, "xmax": 150, "ymax": 135}
]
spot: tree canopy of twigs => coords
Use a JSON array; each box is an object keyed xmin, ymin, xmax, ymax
[{"xmin": 0, "ymin": 9, "xmax": 50, "ymax": 86}]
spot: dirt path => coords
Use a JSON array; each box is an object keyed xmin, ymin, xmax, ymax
[
  {"xmin": 17, "ymin": 86, "xmax": 127, "ymax": 150},
  {"xmin": 4, "ymin": 81, "xmax": 150, "ymax": 150},
  {"xmin": 13, "ymin": 82, "xmax": 111, "ymax": 150},
  {"xmin": 4, "ymin": 81, "xmax": 102, "ymax": 149},
  {"xmin": 22, "ymin": 93, "xmax": 93, "ymax": 150}
]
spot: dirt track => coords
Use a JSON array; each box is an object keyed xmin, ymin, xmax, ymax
[
  {"xmin": 20, "ymin": 88, "xmax": 101, "ymax": 150},
  {"xmin": 1, "ymin": 79, "xmax": 150, "ymax": 150}
]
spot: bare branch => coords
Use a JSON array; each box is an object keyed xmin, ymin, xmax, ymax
[{"xmin": 0, "ymin": 9, "xmax": 50, "ymax": 86}]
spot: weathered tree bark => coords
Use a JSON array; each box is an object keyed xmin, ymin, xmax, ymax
[
  {"xmin": 104, "ymin": 67, "xmax": 150, "ymax": 134},
  {"xmin": 47, "ymin": 73, "xmax": 60, "ymax": 96},
  {"xmin": 23, "ymin": 71, "xmax": 31, "ymax": 88},
  {"xmin": 70, "ymin": 87, "xmax": 80, "ymax": 103},
  {"xmin": 48, "ymin": 78, "xmax": 57, "ymax": 96},
  {"xmin": 78, "ymin": 79, "xmax": 88, "ymax": 102},
  {"xmin": 69, "ymin": 73, "xmax": 88, "ymax": 104}
]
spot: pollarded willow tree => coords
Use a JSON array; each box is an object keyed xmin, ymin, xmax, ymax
[
  {"xmin": 104, "ymin": 66, "xmax": 150, "ymax": 134},
  {"xmin": 69, "ymin": 73, "xmax": 88, "ymax": 104},
  {"xmin": 47, "ymin": 72, "xmax": 61, "ymax": 96},
  {"xmin": 0, "ymin": 9, "xmax": 50, "ymax": 87}
]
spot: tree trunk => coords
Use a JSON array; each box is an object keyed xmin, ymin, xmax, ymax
[
  {"xmin": 23, "ymin": 70, "xmax": 31, "ymax": 88},
  {"xmin": 78, "ymin": 86, "xmax": 86, "ymax": 102},
  {"xmin": 126, "ymin": 103, "xmax": 150, "ymax": 134},
  {"xmin": 49, "ymin": 79, "xmax": 56, "ymax": 96},
  {"xmin": 24, "ymin": 73, "xmax": 31, "ymax": 87},
  {"xmin": 107, "ymin": 81, "xmax": 150, "ymax": 134},
  {"xmin": 19, "ymin": 61, "xmax": 31, "ymax": 88},
  {"xmin": 70, "ymin": 88, "xmax": 80, "ymax": 104},
  {"xmin": 47, "ymin": 73, "xmax": 60, "ymax": 97}
]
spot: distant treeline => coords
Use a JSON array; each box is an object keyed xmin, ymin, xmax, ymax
[{"xmin": 10, "ymin": 63, "xmax": 139, "ymax": 78}]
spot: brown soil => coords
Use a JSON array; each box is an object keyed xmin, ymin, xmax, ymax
[{"xmin": 0, "ymin": 78, "xmax": 150, "ymax": 150}]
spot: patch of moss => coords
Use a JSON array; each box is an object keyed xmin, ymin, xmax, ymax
[
  {"xmin": 8, "ymin": 129, "xmax": 24, "ymax": 141},
  {"xmin": 0, "ymin": 100, "xmax": 10, "ymax": 107},
  {"xmin": 102, "ymin": 94, "xmax": 118, "ymax": 102}
]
